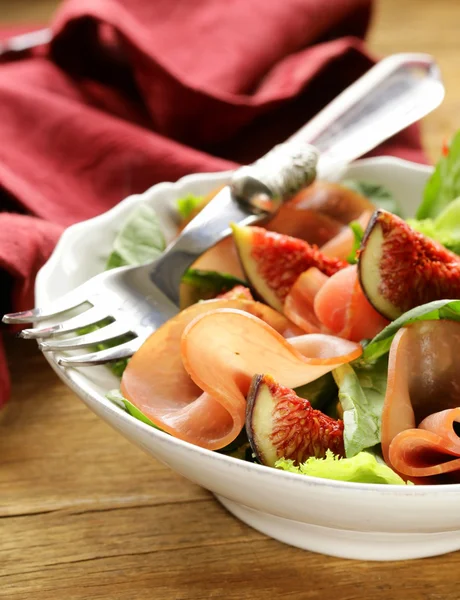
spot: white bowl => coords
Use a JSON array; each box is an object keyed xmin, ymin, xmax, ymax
[{"xmin": 35, "ymin": 158, "xmax": 460, "ymax": 562}]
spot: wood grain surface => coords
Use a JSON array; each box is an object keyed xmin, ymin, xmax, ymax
[{"xmin": 2, "ymin": 1, "xmax": 460, "ymax": 598}]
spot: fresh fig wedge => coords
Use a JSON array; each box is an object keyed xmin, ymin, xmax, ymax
[
  {"xmin": 358, "ymin": 210, "xmax": 460, "ymax": 319},
  {"xmin": 231, "ymin": 224, "xmax": 346, "ymax": 311},
  {"xmin": 246, "ymin": 374, "xmax": 345, "ymax": 467}
]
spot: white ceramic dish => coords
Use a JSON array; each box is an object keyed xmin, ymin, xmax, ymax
[{"xmin": 35, "ymin": 157, "xmax": 460, "ymax": 562}]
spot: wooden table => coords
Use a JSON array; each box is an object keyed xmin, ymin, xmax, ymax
[{"xmin": 2, "ymin": 1, "xmax": 460, "ymax": 598}]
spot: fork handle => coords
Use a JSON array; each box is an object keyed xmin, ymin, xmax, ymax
[
  {"xmin": 230, "ymin": 141, "xmax": 318, "ymax": 212},
  {"xmin": 149, "ymin": 53, "xmax": 444, "ymax": 306},
  {"xmin": 290, "ymin": 53, "xmax": 444, "ymax": 176},
  {"xmin": 149, "ymin": 142, "xmax": 319, "ymax": 305}
]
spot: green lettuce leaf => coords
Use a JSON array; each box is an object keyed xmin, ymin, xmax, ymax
[
  {"xmin": 106, "ymin": 389, "xmax": 163, "ymax": 430},
  {"xmin": 346, "ymin": 220, "xmax": 365, "ymax": 264},
  {"xmin": 106, "ymin": 388, "xmax": 127, "ymax": 408},
  {"xmin": 407, "ymin": 197, "xmax": 460, "ymax": 255},
  {"xmin": 275, "ymin": 449, "xmax": 407, "ymax": 485},
  {"xmin": 341, "ymin": 180, "xmax": 402, "ymax": 216},
  {"xmin": 106, "ymin": 204, "xmax": 166, "ymax": 269},
  {"xmin": 416, "ymin": 131, "xmax": 460, "ymax": 219},
  {"xmin": 361, "ymin": 299, "xmax": 460, "ymax": 363},
  {"xmin": 78, "ymin": 322, "xmax": 131, "ymax": 377},
  {"xmin": 176, "ymin": 194, "xmax": 204, "ymax": 220},
  {"xmin": 181, "ymin": 269, "xmax": 247, "ymax": 305},
  {"xmin": 333, "ymin": 356, "xmax": 388, "ymax": 457}
]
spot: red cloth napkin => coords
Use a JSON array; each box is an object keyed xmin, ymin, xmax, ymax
[{"xmin": 0, "ymin": 0, "xmax": 427, "ymax": 406}]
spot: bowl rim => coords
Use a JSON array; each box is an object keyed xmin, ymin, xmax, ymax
[{"xmin": 36, "ymin": 156, "xmax": 460, "ymax": 495}]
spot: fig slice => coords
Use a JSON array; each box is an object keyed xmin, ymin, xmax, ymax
[
  {"xmin": 358, "ymin": 210, "xmax": 460, "ymax": 319},
  {"xmin": 231, "ymin": 224, "xmax": 347, "ymax": 312},
  {"xmin": 246, "ymin": 374, "xmax": 344, "ymax": 467}
]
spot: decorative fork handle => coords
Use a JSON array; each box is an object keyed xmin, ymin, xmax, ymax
[
  {"xmin": 230, "ymin": 142, "xmax": 318, "ymax": 212},
  {"xmin": 148, "ymin": 142, "xmax": 319, "ymax": 305},
  {"xmin": 290, "ymin": 53, "xmax": 444, "ymax": 176},
  {"xmin": 149, "ymin": 53, "xmax": 444, "ymax": 306}
]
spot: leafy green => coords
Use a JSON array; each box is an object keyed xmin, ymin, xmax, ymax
[
  {"xmin": 106, "ymin": 388, "xmax": 128, "ymax": 408},
  {"xmin": 181, "ymin": 269, "xmax": 247, "ymax": 306},
  {"xmin": 333, "ymin": 356, "xmax": 388, "ymax": 457},
  {"xmin": 123, "ymin": 399, "xmax": 163, "ymax": 429},
  {"xmin": 361, "ymin": 299, "xmax": 460, "ymax": 363},
  {"xmin": 295, "ymin": 373, "xmax": 338, "ymax": 412},
  {"xmin": 106, "ymin": 389, "xmax": 163, "ymax": 430},
  {"xmin": 106, "ymin": 204, "xmax": 166, "ymax": 269},
  {"xmin": 108, "ymin": 358, "xmax": 130, "ymax": 378},
  {"xmin": 341, "ymin": 180, "xmax": 402, "ymax": 216},
  {"xmin": 275, "ymin": 449, "xmax": 407, "ymax": 485},
  {"xmin": 176, "ymin": 194, "xmax": 204, "ymax": 220},
  {"xmin": 416, "ymin": 131, "xmax": 460, "ymax": 219},
  {"xmin": 407, "ymin": 197, "xmax": 460, "ymax": 255},
  {"xmin": 346, "ymin": 221, "xmax": 365, "ymax": 264},
  {"xmin": 78, "ymin": 322, "xmax": 131, "ymax": 377}
]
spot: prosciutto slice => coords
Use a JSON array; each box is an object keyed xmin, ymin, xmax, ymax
[
  {"xmin": 283, "ymin": 267, "xmax": 328, "ymax": 334},
  {"xmin": 381, "ymin": 320, "xmax": 460, "ymax": 479},
  {"xmin": 121, "ymin": 299, "xmax": 361, "ymax": 450},
  {"xmin": 284, "ymin": 264, "xmax": 388, "ymax": 342}
]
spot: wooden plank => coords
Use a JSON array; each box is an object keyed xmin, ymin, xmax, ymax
[
  {"xmin": 1, "ymin": 504, "xmax": 460, "ymax": 599},
  {"xmin": 1, "ymin": 338, "xmax": 208, "ymax": 517}
]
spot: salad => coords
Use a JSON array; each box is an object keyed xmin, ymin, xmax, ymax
[{"xmin": 102, "ymin": 132, "xmax": 460, "ymax": 487}]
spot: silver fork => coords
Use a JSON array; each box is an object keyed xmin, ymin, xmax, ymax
[{"xmin": 2, "ymin": 53, "xmax": 444, "ymax": 368}]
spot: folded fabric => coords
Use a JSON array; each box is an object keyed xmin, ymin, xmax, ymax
[{"xmin": 0, "ymin": 0, "xmax": 427, "ymax": 407}]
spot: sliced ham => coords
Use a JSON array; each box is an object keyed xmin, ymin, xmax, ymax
[
  {"xmin": 338, "ymin": 267, "xmax": 390, "ymax": 342},
  {"xmin": 381, "ymin": 320, "xmax": 460, "ymax": 479},
  {"xmin": 283, "ymin": 267, "xmax": 329, "ymax": 334},
  {"xmin": 313, "ymin": 264, "xmax": 389, "ymax": 342},
  {"xmin": 283, "ymin": 263, "xmax": 388, "ymax": 342},
  {"xmin": 181, "ymin": 309, "xmax": 361, "ymax": 448},
  {"xmin": 266, "ymin": 207, "xmax": 345, "ymax": 246},
  {"xmin": 389, "ymin": 409, "xmax": 460, "ymax": 478},
  {"xmin": 314, "ymin": 266, "xmax": 354, "ymax": 334},
  {"xmin": 121, "ymin": 300, "xmax": 361, "ymax": 451},
  {"xmin": 121, "ymin": 299, "xmax": 295, "ymax": 451},
  {"xmin": 288, "ymin": 181, "xmax": 374, "ymax": 224}
]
